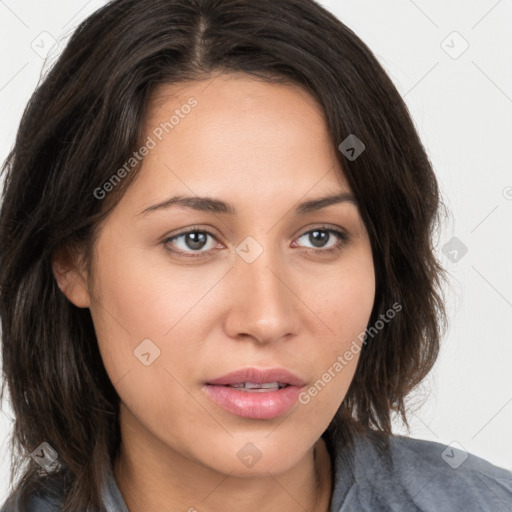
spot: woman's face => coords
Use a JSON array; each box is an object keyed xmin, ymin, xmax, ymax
[{"xmin": 62, "ymin": 73, "xmax": 375, "ymax": 476}]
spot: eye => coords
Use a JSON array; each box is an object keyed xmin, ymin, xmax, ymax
[
  {"xmin": 163, "ymin": 225, "xmax": 350, "ymax": 258},
  {"xmin": 164, "ymin": 228, "xmax": 218, "ymax": 257},
  {"xmin": 293, "ymin": 226, "xmax": 349, "ymax": 254}
]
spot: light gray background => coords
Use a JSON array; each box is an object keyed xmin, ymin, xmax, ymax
[{"xmin": 1, "ymin": 0, "xmax": 511, "ymax": 502}]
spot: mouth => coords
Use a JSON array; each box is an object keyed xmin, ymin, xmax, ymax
[
  {"xmin": 203, "ymin": 367, "xmax": 306, "ymax": 419},
  {"xmin": 223, "ymin": 381, "xmax": 289, "ymax": 392},
  {"xmin": 205, "ymin": 367, "xmax": 305, "ymax": 387}
]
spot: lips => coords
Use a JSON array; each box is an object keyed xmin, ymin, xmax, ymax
[
  {"xmin": 206, "ymin": 367, "xmax": 306, "ymax": 387},
  {"xmin": 203, "ymin": 367, "xmax": 306, "ymax": 419}
]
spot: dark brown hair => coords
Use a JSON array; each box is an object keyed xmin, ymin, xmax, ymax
[{"xmin": 0, "ymin": 0, "xmax": 448, "ymax": 509}]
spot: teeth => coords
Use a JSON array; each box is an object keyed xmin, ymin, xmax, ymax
[{"xmin": 228, "ymin": 381, "xmax": 287, "ymax": 391}]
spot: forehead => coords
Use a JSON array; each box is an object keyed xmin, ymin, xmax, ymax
[
  {"xmin": 147, "ymin": 72, "xmax": 326, "ymax": 123},
  {"xmin": 123, "ymin": 73, "xmax": 350, "ymax": 206},
  {"xmin": 146, "ymin": 73, "xmax": 335, "ymax": 155}
]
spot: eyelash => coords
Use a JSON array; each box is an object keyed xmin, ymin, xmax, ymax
[{"xmin": 163, "ymin": 225, "xmax": 350, "ymax": 259}]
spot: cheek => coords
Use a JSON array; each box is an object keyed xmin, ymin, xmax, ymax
[
  {"xmin": 296, "ymin": 286, "xmax": 374, "ymax": 428},
  {"xmin": 91, "ymin": 235, "xmax": 207, "ymax": 335},
  {"xmin": 86, "ymin": 236, "xmax": 177, "ymax": 376},
  {"xmin": 303, "ymin": 246, "xmax": 375, "ymax": 399},
  {"xmin": 88, "ymin": 245, "xmax": 213, "ymax": 436},
  {"xmin": 315, "ymin": 243, "xmax": 375, "ymax": 344},
  {"xmin": 88, "ymin": 237, "xmax": 233, "ymax": 393}
]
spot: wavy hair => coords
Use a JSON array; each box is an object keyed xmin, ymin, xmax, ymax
[{"xmin": 0, "ymin": 0, "xmax": 448, "ymax": 509}]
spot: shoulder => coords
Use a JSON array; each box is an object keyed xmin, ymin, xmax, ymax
[
  {"xmin": 0, "ymin": 466, "xmax": 127, "ymax": 512},
  {"xmin": 388, "ymin": 435, "xmax": 512, "ymax": 509},
  {"xmin": 1, "ymin": 495, "xmax": 61, "ymax": 512},
  {"xmin": 330, "ymin": 430, "xmax": 512, "ymax": 511},
  {"xmin": 0, "ymin": 478, "xmax": 63, "ymax": 512}
]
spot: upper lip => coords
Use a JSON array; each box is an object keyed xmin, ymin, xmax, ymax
[{"xmin": 206, "ymin": 367, "xmax": 306, "ymax": 387}]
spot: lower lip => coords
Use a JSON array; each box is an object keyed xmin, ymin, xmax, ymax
[{"xmin": 202, "ymin": 384, "xmax": 303, "ymax": 419}]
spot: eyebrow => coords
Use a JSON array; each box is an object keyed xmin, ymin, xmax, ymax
[{"xmin": 137, "ymin": 191, "xmax": 358, "ymax": 217}]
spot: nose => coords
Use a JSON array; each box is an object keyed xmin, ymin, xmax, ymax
[{"xmin": 223, "ymin": 242, "xmax": 297, "ymax": 345}]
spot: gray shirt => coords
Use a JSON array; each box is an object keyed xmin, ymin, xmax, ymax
[{"xmin": 3, "ymin": 429, "xmax": 512, "ymax": 511}]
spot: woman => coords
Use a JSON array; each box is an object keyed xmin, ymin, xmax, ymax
[{"xmin": 1, "ymin": 0, "xmax": 511, "ymax": 511}]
